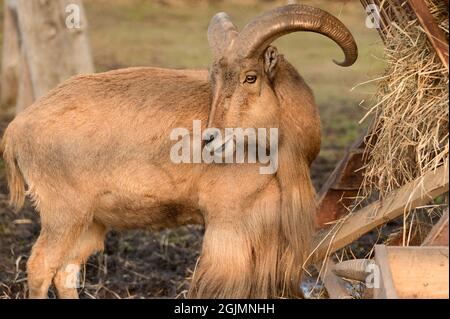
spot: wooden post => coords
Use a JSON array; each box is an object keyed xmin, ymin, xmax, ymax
[
  {"xmin": 409, "ymin": 0, "xmax": 449, "ymax": 71},
  {"xmin": 373, "ymin": 245, "xmax": 398, "ymax": 298},
  {"xmin": 373, "ymin": 245, "xmax": 449, "ymax": 298},
  {"xmin": 316, "ymin": 133, "xmax": 366, "ymax": 228}
]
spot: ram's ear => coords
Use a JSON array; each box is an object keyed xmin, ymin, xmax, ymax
[{"xmin": 264, "ymin": 46, "xmax": 278, "ymax": 81}]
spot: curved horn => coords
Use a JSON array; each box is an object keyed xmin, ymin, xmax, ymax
[
  {"xmin": 207, "ymin": 12, "xmax": 238, "ymax": 59},
  {"xmin": 234, "ymin": 4, "xmax": 358, "ymax": 67}
]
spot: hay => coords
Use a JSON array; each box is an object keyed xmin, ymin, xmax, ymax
[
  {"xmin": 310, "ymin": 1, "xmax": 448, "ymax": 298},
  {"xmin": 360, "ymin": 0, "xmax": 449, "ymax": 199}
]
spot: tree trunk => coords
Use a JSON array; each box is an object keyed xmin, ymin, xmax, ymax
[
  {"xmin": 16, "ymin": 0, "xmax": 94, "ymax": 102},
  {"xmin": 1, "ymin": 0, "xmax": 21, "ymax": 108},
  {"xmin": 2, "ymin": 0, "xmax": 94, "ymax": 113},
  {"xmin": 16, "ymin": 45, "xmax": 34, "ymax": 113}
]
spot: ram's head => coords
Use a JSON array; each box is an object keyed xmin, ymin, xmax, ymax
[{"xmin": 205, "ymin": 4, "xmax": 358, "ymax": 146}]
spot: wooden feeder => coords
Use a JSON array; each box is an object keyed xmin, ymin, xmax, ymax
[
  {"xmin": 313, "ymin": 0, "xmax": 449, "ymax": 299},
  {"xmin": 373, "ymin": 245, "xmax": 449, "ymax": 299}
]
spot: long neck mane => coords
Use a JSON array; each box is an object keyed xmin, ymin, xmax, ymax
[{"xmin": 275, "ymin": 58, "xmax": 321, "ymax": 296}]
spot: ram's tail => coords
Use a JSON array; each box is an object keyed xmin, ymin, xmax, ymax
[{"xmin": 1, "ymin": 126, "xmax": 25, "ymax": 211}]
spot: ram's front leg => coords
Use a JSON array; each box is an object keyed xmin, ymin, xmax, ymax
[
  {"xmin": 189, "ymin": 178, "xmax": 281, "ymax": 299},
  {"xmin": 188, "ymin": 220, "xmax": 254, "ymax": 298}
]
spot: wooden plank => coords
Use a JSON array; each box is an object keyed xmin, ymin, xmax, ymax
[
  {"xmin": 381, "ymin": 246, "xmax": 449, "ymax": 298},
  {"xmin": 331, "ymin": 149, "xmax": 365, "ymax": 190},
  {"xmin": 422, "ymin": 208, "xmax": 449, "ymax": 246},
  {"xmin": 313, "ymin": 165, "xmax": 449, "ymax": 260},
  {"xmin": 316, "ymin": 133, "xmax": 366, "ymax": 228},
  {"xmin": 374, "ymin": 245, "xmax": 398, "ymax": 299},
  {"xmin": 316, "ymin": 189, "xmax": 358, "ymax": 228},
  {"xmin": 321, "ymin": 259, "xmax": 352, "ymax": 299},
  {"xmin": 409, "ymin": 0, "xmax": 449, "ymax": 70}
]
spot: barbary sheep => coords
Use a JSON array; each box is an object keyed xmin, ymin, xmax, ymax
[{"xmin": 2, "ymin": 4, "xmax": 357, "ymax": 298}]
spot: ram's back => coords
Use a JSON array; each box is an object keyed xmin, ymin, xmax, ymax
[{"xmin": 2, "ymin": 67, "xmax": 211, "ymax": 214}]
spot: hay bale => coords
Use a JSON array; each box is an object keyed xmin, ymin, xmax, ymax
[
  {"xmin": 314, "ymin": 3, "xmax": 448, "ymax": 296},
  {"xmin": 361, "ymin": 0, "xmax": 449, "ymax": 198}
]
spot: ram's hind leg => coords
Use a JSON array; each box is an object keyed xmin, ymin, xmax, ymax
[
  {"xmin": 53, "ymin": 221, "xmax": 106, "ymax": 299},
  {"xmin": 26, "ymin": 195, "xmax": 91, "ymax": 299},
  {"xmin": 27, "ymin": 223, "xmax": 85, "ymax": 298}
]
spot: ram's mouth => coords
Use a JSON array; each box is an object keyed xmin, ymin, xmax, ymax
[{"xmin": 215, "ymin": 135, "xmax": 234, "ymax": 153}]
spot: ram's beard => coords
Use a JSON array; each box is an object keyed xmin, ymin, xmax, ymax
[{"xmin": 188, "ymin": 142, "xmax": 316, "ymax": 298}]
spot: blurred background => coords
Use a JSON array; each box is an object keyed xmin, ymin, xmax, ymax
[{"xmin": 0, "ymin": 0, "xmax": 385, "ymax": 298}]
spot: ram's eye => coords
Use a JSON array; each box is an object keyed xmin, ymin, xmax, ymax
[{"xmin": 245, "ymin": 74, "xmax": 257, "ymax": 84}]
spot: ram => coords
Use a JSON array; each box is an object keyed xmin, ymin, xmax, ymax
[{"xmin": 1, "ymin": 4, "xmax": 357, "ymax": 298}]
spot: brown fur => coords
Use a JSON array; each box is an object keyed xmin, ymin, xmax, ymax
[
  {"xmin": 2, "ymin": 57, "xmax": 319, "ymax": 298},
  {"xmin": 194, "ymin": 55, "xmax": 320, "ymax": 298}
]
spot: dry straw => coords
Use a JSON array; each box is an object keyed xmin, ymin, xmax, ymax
[
  {"xmin": 310, "ymin": 1, "xmax": 448, "ymax": 297},
  {"xmin": 361, "ymin": 0, "xmax": 448, "ymax": 199}
]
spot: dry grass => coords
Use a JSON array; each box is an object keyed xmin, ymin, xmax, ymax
[
  {"xmin": 360, "ymin": 0, "xmax": 448, "ymax": 198},
  {"xmin": 357, "ymin": 0, "xmax": 449, "ymax": 257}
]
